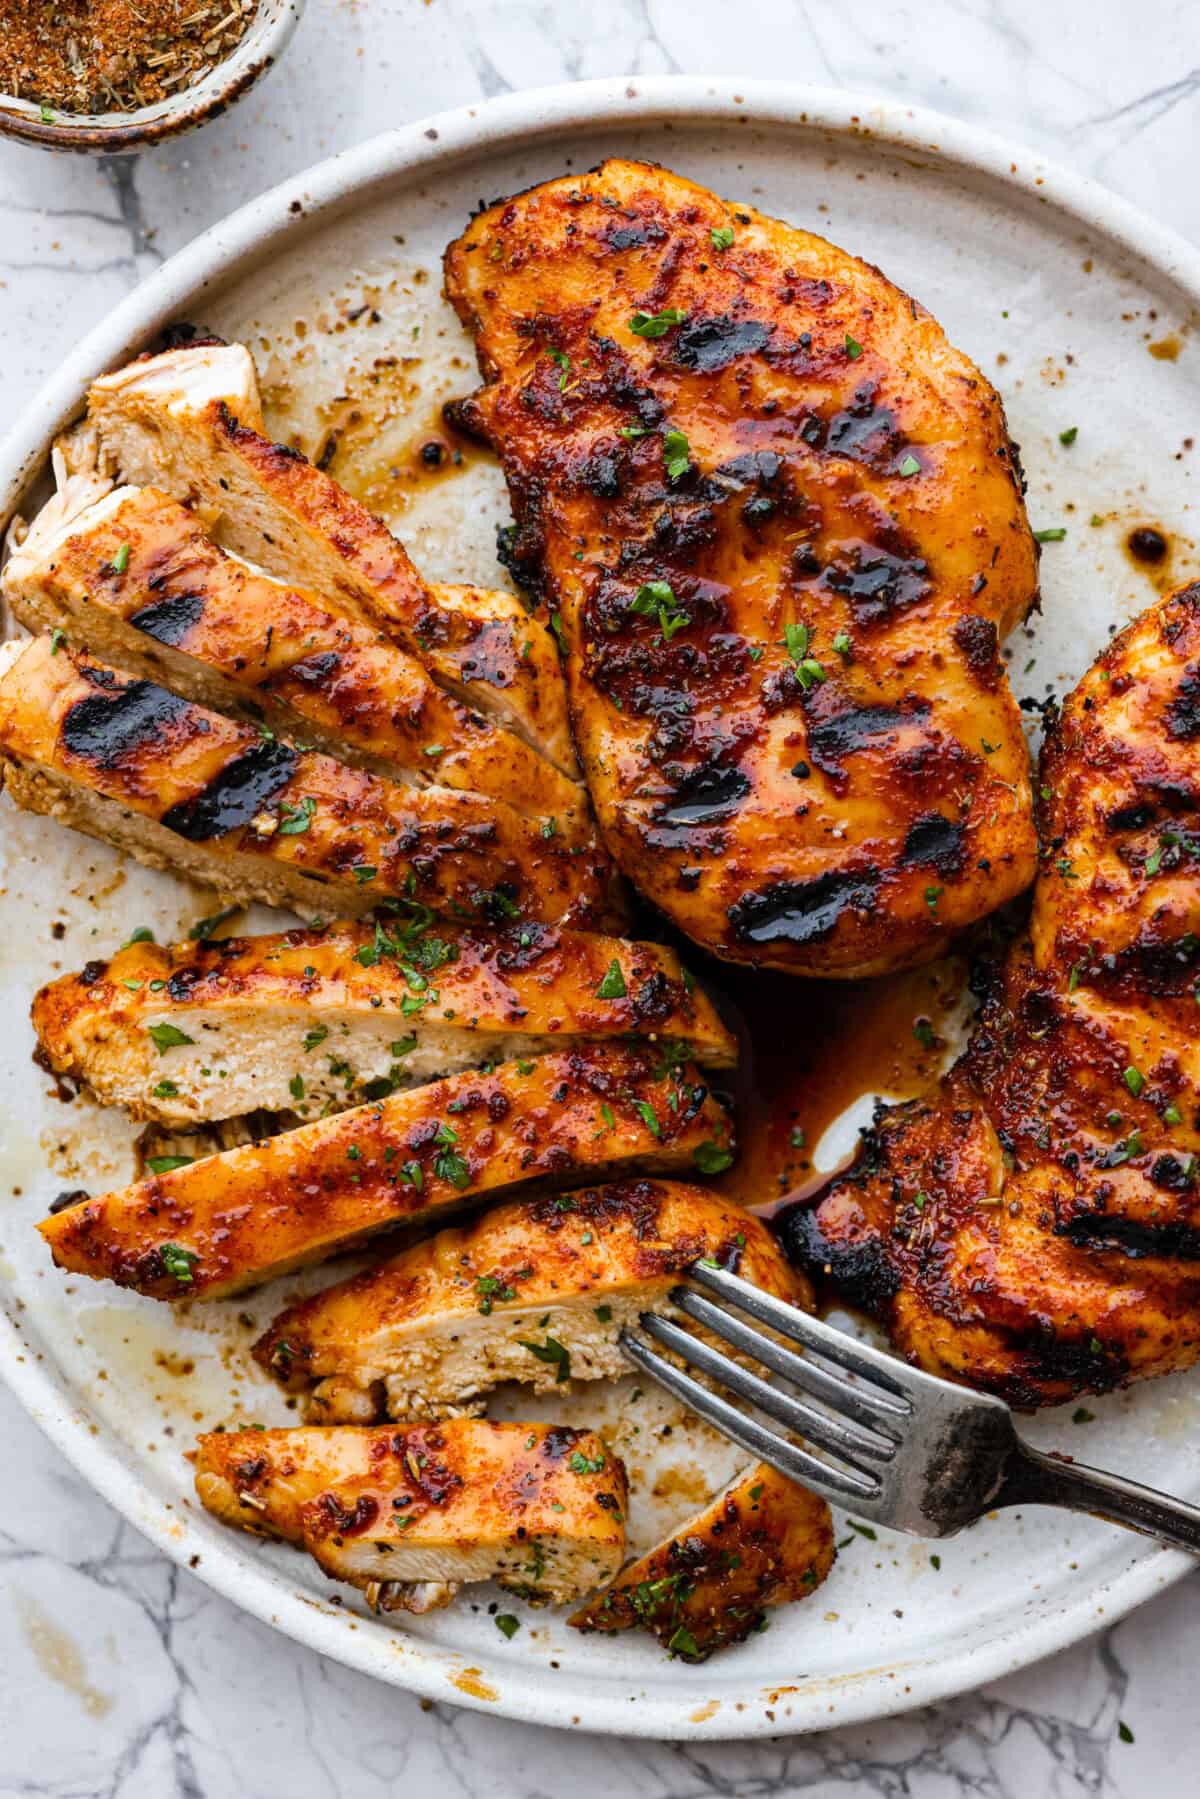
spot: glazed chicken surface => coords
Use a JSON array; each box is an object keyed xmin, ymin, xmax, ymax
[
  {"xmin": 784, "ymin": 582, "xmax": 1200, "ymax": 1406},
  {"xmin": 444, "ymin": 158, "xmax": 1039, "ymax": 976}
]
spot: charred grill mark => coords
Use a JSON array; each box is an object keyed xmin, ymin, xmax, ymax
[
  {"xmin": 805, "ymin": 700, "xmax": 922, "ymax": 785},
  {"xmin": 1166, "ymin": 665, "xmax": 1200, "ymax": 740},
  {"xmin": 809, "ymin": 383, "xmax": 908, "ymax": 472},
  {"xmin": 729, "ymin": 868, "xmax": 882, "ymax": 948},
  {"xmin": 1106, "ymin": 800, "xmax": 1157, "ymax": 833},
  {"xmin": 127, "ymin": 591, "xmax": 206, "ymax": 647},
  {"xmin": 671, "ymin": 315, "xmax": 772, "ymax": 373},
  {"xmin": 1063, "ymin": 1212, "xmax": 1200, "ymax": 1260},
  {"xmin": 160, "ymin": 740, "xmax": 299, "ymax": 841},
  {"xmin": 286, "ymin": 651, "xmax": 343, "ymax": 687},
  {"xmin": 953, "ymin": 615, "xmax": 1001, "ymax": 685},
  {"xmin": 773, "ymin": 1199, "xmax": 901, "ymax": 1312},
  {"xmin": 657, "ymin": 762, "xmax": 751, "ymax": 827},
  {"xmin": 62, "ymin": 678, "xmax": 193, "ymax": 767},
  {"xmin": 901, "ymin": 812, "xmax": 966, "ymax": 876},
  {"xmin": 817, "ymin": 541, "xmax": 931, "ymax": 626}
]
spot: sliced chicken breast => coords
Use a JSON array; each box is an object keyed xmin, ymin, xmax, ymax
[
  {"xmin": 0, "ymin": 636, "xmax": 612, "ymax": 929},
  {"xmin": 254, "ymin": 1181, "xmax": 800, "ymax": 1423},
  {"xmin": 194, "ymin": 1419, "xmax": 627, "ymax": 1612},
  {"xmin": 38, "ymin": 1044, "xmax": 734, "ymax": 1298},
  {"xmin": 4, "ymin": 480, "xmax": 592, "ymax": 836},
  {"xmin": 32, "ymin": 920, "xmax": 735, "ymax": 1124},
  {"xmin": 80, "ymin": 344, "xmax": 576, "ymax": 776},
  {"xmin": 570, "ymin": 1461, "xmax": 834, "ymax": 1658}
]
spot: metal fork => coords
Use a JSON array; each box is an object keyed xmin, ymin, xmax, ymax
[{"xmin": 619, "ymin": 1262, "xmax": 1200, "ymax": 1552}]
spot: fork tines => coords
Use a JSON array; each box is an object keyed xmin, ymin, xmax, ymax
[{"xmin": 619, "ymin": 1260, "xmax": 913, "ymax": 1511}]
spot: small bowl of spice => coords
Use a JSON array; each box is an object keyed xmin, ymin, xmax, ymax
[{"xmin": 0, "ymin": 0, "xmax": 305, "ymax": 151}]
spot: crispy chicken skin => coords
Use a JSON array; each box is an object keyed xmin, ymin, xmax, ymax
[
  {"xmin": 194, "ymin": 1420, "xmax": 627, "ymax": 1612},
  {"xmin": 570, "ymin": 1462, "xmax": 834, "ymax": 1659},
  {"xmin": 784, "ymin": 582, "xmax": 1200, "ymax": 1405},
  {"xmin": 32, "ymin": 920, "xmax": 735, "ymax": 1124},
  {"xmin": 38, "ymin": 1044, "xmax": 734, "ymax": 1298},
  {"xmin": 3, "ymin": 480, "xmax": 592, "ymax": 835},
  {"xmin": 444, "ymin": 158, "xmax": 1038, "ymax": 976},
  {"xmin": 253, "ymin": 1181, "xmax": 803, "ymax": 1421},
  {"xmin": 0, "ymin": 637, "xmax": 612, "ymax": 929},
  {"xmin": 80, "ymin": 345, "xmax": 576, "ymax": 776}
]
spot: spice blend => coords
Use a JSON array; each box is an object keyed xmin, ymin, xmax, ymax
[{"xmin": 0, "ymin": 2, "xmax": 260, "ymax": 115}]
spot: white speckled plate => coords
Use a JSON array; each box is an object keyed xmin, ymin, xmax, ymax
[{"xmin": 1, "ymin": 79, "xmax": 1199, "ymax": 1741}]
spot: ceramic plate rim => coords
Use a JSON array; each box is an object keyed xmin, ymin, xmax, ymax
[{"xmin": 2, "ymin": 75, "xmax": 1198, "ymax": 1740}]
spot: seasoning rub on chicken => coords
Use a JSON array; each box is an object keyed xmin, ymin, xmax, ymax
[
  {"xmin": 32, "ymin": 920, "xmax": 735, "ymax": 1124},
  {"xmin": 444, "ymin": 158, "xmax": 1039, "ymax": 977},
  {"xmin": 3, "ymin": 477, "xmax": 592, "ymax": 836},
  {"xmin": 72, "ymin": 342, "xmax": 576, "ymax": 776},
  {"xmin": 784, "ymin": 581, "xmax": 1200, "ymax": 1407},
  {"xmin": 571, "ymin": 1461, "xmax": 834, "ymax": 1659},
  {"xmin": 0, "ymin": 637, "xmax": 613, "ymax": 930},
  {"xmin": 254, "ymin": 1181, "xmax": 798, "ymax": 1423},
  {"xmin": 194, "ymin": 1419, "xmax": 627, "ymax": 1614},
  {"xmin": 39, "ymin": 1045, "xmax": 734, "ymax": 1298}
]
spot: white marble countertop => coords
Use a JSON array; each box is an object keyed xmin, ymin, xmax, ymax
[{"xmin": 2, "ymin": 2, "xmax": 1198, "ymax": 1792}]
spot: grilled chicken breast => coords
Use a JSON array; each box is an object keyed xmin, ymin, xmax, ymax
[
  {"xmin": 444, "ymin": 158, "xmax": 1038, "ymax": 976},
  {"xmin": 784, "ymin": 581, "xmax": 1200, "ymax": 1405},
  {"xmin": 4, "ymin": 478, "xmax": 592, "ymax": 835},
  {"xmin": 39, "ymin": 1044, "xmax": 733, "ymax": 1298},
  {"xmin": 194, "ymin": 1419, "xmax": 627, "ymax": 1612},
  {"xmin": 571, "ymin": 1461, "xmax": 834, "ymax": 1659},
  {"xmin": 32, "ymin": 920, "xmax": 735, "ymax": 1124},
  {"xmin": 78, "ymin": 343, "xmax": 576, "ymax": 775},
  {"xmin": 253, "ymin": 1181, "xmax": 801, "ymax": 1422},
  {"xmin": 0, "ymin": 636, "xmax": 611, "ymax": 929}
]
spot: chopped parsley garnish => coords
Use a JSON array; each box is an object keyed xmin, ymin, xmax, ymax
[
  {"xmin": 913, "ymin": 1017, "xmax": 936, "ymax": 1049},
  {"xmin": 1123, "ymin": 1066, "xmax": 1145, "ymax": 1098},
  {"xmin": 783, "ymin": 622, "xmax": 826, "ymax": 689},
  {"xmin": 694, "ymin": 1141, "xmax": 734, "ymax": 1174},
  {"xmin": 188, "ymin": 905, "xmax": 239, "ymax": 942},
  {"xmin": 1034, "ymin": 527, "xmax": 1067, "ymax": 543},
  {"xmin": 153, "ymin": 1079, "xmax": 178, "ymax": 1099},
  {"xmin": 662, "ymin": 428, "xmax": 690, "ymax": 482},
  {"xmin": 432, "ymin": 1123, "xmax": 470, "ymax": 1189},
  {"xmin": 278, "ymin": 795, "xmax": 316, "ymax": 835},
  {"xmin": 147, "ymin": 1155, "xmax": 194, "ymax": 1176},
  {"xmin": 494, "ymin": 1614, "xmax": 520, "ymax": 1639},
  {"xmin": 112, "ymin": 543, "xmax": 131, "ymax": 575},
  {"xmin": 620, "ymin": 421, "xmax": 653, "ymax": 439},
  {"xmin": 549, "ymin": 348, "xmax": 571, "ymax": 391},
  {"xmin": 302, "ymin": 1025, "xmax": 329, "ymax": 1053},
  {"xmin": 1118, "ymin": 1721, "xmax": 1134, "ymax": 1745},
  {"xmin": 667, "ymin": 1624, "xmax": 699, "ymax": 1658},
  {"xmin": 541, "ymin": 816, "xmax": 558, "ymax": 839},
  {"xmin": 594, "ymin": 1304, "xmax": 613, "ymax": 1323},
  {"xmin": 568, "ymin": 1449, "xmax": 606, "ymax": 1474},
  {"xmin": 122, "ymin": 926, "xmax": 154, "ymax": 946},
  {"xmin": 518, "ymin": 1335, "xmax": 572, "ymax": 1381},
  {"xmin": 158, "ymin": 1242, "xmax": 198, "ymax": 1285},
  {"xmin": 832, "ymin": 630, "xmax": 852, "ymax": 658},
  {"xmin": 848, "ymin": 1520, "xmax": 877, "ymax": 1540},
  {"xmin": 401, "ymin": 1160, "xmax": 424, "ymax": 1189},
  {"xmin": 352, "ymin": 865, "xmax": 377, "ymax": 884},
  {"xmin": 629, "ymin": 579, "xmax": 690, "ymax": 641},
  {"xmin": 146, "ymin": 1022, "xmax": 194, "ymax": 1054},
  {"xmin": 633, "ymin": 1100, "xmax": 663, "ymax": 1140},
  {"xmin": 710, "ymin": 225, "xmax": 735, "ymax": 251},
  {"xmin": 599, "ymin": 1102, "xmax": 616, "ymax": 1132},
  {"xmin": 289, "ymin": 1074, "xmax": 304, "ymax": 1101},
  {"xmin": 49, "ymin": 627, "xmax": 66, "ymax": 655},
  {"xmin": 897, "ymin": 453, "xmax": 921, "ymax": 477},
  {"xmin": 924, "ymin": 885, "xmax": 943, "ymax": 912},
  {"xmin": 390, "ymin": 1035, "xmax": 417, "ymax": 1058},
  {"xmin": 629, "ymin": 307, "xmax": 687, "ymax": 338},
  {"xmin": 596, "ymin": 959, "xmax": 627, "ymax": 1000},
  {"xmin": 1059, "ymin": 426, "xmax": 1078, "ymax": 446},
  {"xmin": 1073, "ymin": 1406, "xmax": 1095, "ymax": 1424},
  {"xmin": 475, "ymin": 1274, "xmax": 517, "ymax": 1315},
  {"xmin": 844, "ymin": 334, "xmax": 863, "ymax": 360}
]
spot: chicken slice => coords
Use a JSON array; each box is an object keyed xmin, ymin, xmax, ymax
[
  {"xmin": 0, "ymin": 636, "xmax": 613, "ymax": 930},
  {"xmin": 193, "ymin": 1419, "xmax": 627, "ymax": 1612},
  {"xmin": 38, "ymin": 1044, "xmax": 734, "ymax": 1298},
  {"xmin": 79, "ymin": 344, "xmax": 576, "ymax": 776},
  {"xmin": 444, "ymin": 158, "xmax": 1038, "ymax": 976},
  {"xmin": 570, "ymin": 1462, "xmax": 834, "ymax": 1659},
  {"xmin": 253, "ymin": 1180, "xmax": 802, "ymax": 1423},
  {"xmin": 3, "ymin": 480, "xmax": 593, "ymax": 837},
  {"xmin": 32, "ymin": 920, "xmax": 734, "ymax": 1124}
]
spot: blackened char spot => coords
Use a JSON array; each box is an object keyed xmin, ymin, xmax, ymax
[
  {"xmin": 672, "ymin": 315, "xmax": 771, "ymax": 373},
  {"xmin": 953, "ymin": 615, "xmax": 1000, "ymax": 683},
  {"xmin": 774, "ymin": 1198, "xmax": 901, "ymax": 1312},
  {"xmin": 1063, "ymin": 1212, "xmax": 1200, "ymax": 1260},
  {"xmin": 820, "ymin": 542, "xmax": 930, "ymax": 625},
  {"xmin": 714, "ymin": 449, "xmax": 783, "ymax": 487},
  {"xmin": 658, "ymin": 762, "xmax": 751, "ymax": 826},
  {"xmin": 128, "ymin": 592, "xmax": 206, "ymax": 647},
  {"xmin": 160, "ymin": 740, "xmax": 299, "ymax": 841},
  {"xmin": 540, "ymin": 1425, "xmax": 583, "ymax": 1462},
  {"xmin": 607, "ymin": 223, "xmax": 664, "ymax": 251},
  {"xmin": 288, "ymin": 652, "xmax": 342, "ymax": 686},
  {"xmin": 806, "ymin": 701, "xmax": 918, "ymax": 783},
  {"xmin": 728, "ymin": 867, "xmax": 881, "ymax": 947},
  {"xmin": 62, "ymin": 680, "xmax": 193, "ymax": 767},
  {"xmin": 822, "ymin": 385, "xmax": 904, "ymax": 470},
  {"xmin": 901, "ymin": 812, "xmax": 966, "ymax": 876},
  {"xmin": 1106, "ymin": 800, "xmax": 1156, "ymax": 833},
  {"xmin": 1166, "ymin": 666, "xmax": 1200, "ymax": 740}
]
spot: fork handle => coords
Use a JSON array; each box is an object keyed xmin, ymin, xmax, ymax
[{"xmin": 998, "ymin": 1438, "xmax": 1200, "ymax": 1555}]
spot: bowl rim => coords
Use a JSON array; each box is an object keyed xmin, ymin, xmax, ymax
[
  {"xmin": 2, "ymin": 74, "xmax": 1200, "ymax": 1739},
  {"xmin": 0, "ymin": 0, "xmax": 305, "ymax": 151}
]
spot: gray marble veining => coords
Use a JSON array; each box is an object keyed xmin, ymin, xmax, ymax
[{"xmin": 1, "ymin": 1, "xmax": 1197, "ymax": 1792}]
